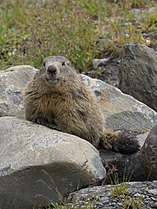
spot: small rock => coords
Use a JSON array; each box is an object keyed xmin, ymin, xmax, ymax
[
  {"xmin": 151, "ymin": 202, "xmax": 157, "ymax": 208},
  {"xmin": 148, "ymin": 189, "xmax": 157, "ymax": 196},
  {"xmin": 134, "ymin": 193, "xmax": 145, "ymax": 198},
  {"xmin": 99, "ymin": 196, "xmax": 109, "ymax": 204},
  {"xmin": 92, "ymin": 58, "xmax": 110, "ymax": 69}
]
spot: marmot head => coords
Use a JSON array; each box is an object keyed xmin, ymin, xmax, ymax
[{"xmin": 35, "ymin": 56, "xmax": 78, "ymax": 85}]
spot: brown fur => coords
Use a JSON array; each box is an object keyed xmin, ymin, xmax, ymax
[{"xmin": 23, "ymin": 56, "xmax": 139, "ymax": 154}]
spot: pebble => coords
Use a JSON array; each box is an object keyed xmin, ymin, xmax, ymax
[
  {"xmin": 92, "ymin": 58, "xmax": 110, "ymax": 69},
  {"xmin": 148, "ymin": 189, "xmax": 157, "ymax": 196},
  {"xmin": 99, "ymin": 196, "xmax": 109, "ymax": 204},
  {"xmin": 134, "ymin": 193, "xmax": 145, "ymax": 198}
]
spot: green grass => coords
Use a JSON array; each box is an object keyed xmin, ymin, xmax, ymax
[
  {"xmin": 0, "ymin": 0, "xmax": 157, "ymax": 71},
  {"xmin": 111, "ymin": 182, "xmax": 128, "ymax": 197},
  {"xmin": 111, "ymin": 182, "xmax": 146, "ymax": 209}
]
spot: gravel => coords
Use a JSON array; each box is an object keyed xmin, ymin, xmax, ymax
[{"xmin": 68, "ymin": 181, "xmax": 157, "ymax": 209}]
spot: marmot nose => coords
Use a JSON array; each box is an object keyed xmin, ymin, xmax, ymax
[{"xmin": 47, "ymin": 65, "xmax": 57, "ymax": 75}]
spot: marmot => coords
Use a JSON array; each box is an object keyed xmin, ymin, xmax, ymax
[{"xmin": 23, "ymin": 56, "xmax": 139, "ymax": 154}]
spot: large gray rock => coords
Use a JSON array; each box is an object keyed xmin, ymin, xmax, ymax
[
  {"xmin": 0, "ymin": 116, "xmax": 106, "ymax": 209},
  {"xmin": 0, "ymin": 65, "xmax": 37, "ymax": 118},
  {"xmin": 1, "ymin": 66, "xmax": 157, "ymax": 185},
  {"xmin": 81, "ymin": 74, "xmax": 157, "ymax": 137},
  {"xmin": 119, "ymin": 44, "xmax": 157, "ymax": 112}
]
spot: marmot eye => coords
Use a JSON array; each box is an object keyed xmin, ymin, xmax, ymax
[
  {"xmin": 62, "ymin": 61, "xmax": 71, "ymax": 66},
  {"xmin": 43, "ymin": 62, "xmax": 46, "ymax": 67}
]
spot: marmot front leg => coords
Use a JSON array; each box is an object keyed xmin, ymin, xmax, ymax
[{"xmin": 31, "ymin": 118, "xmax": 61, "ymax": 131}]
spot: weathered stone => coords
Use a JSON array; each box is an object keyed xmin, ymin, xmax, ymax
[
  {"xmin": 0, "ymin": 65, "xmax": 37, "ymax": 118},
  {"xmin": 81, "ymin": 74, "xmax": 157, "ymax": 135},
  {"xmin": 119, "ymin": 44, "xmax": 157, "ymax": 112},
  {"xmin": 140, "ymin": 125, "xmax": 157, "ymax": 180},
  {"xmin": 0, "ymin": 116, "xmax": 106, "ymax": 209}
]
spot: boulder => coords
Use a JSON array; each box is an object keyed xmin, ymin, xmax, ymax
[
  {"xmin": 1, "ymin": 66, "xmax": 157, "ymax": 184},
  {"xmin": 81, "ymin": 74, "xmax": 157, "ymax": 137},
  {"xmin": 119, "ymin": 44, "xmax": 157, "ymax": 112},
  {"xmin": 0, "ymin": 65, "xmax": 37, "ymax": 118},
  {"xmin": 81, "ymin": 75, "xmax": 157, "ymax": 182},
  {"xmin": 0, "ymin": 116, "xmax": 106, "ymax": 209}
]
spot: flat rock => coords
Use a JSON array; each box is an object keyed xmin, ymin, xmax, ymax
[
  {"xmin": 119, "ymin": 44, "xmax": 157, "ymax": 112},
  {"xmin": 0, "ymin": 116, "xmax": 106, "ymax": 209}
]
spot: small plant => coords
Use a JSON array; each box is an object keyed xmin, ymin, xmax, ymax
[
  {"xmin": 123, "ymin": 197, "xmax": 145, "ymax": 209},
  {"xmin": 111, "ymin": 182, "xmax": 128, "ymax": 197}
]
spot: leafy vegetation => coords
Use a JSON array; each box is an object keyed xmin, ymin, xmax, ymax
[{"xmin": 0, "ymin": 0, "xmax": 157, "ymax": 71}]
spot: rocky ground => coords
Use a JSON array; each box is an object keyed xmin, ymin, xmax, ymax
[{"xmin": 68, "ymin": 181, "xmax": 157, "ymax": 209}]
